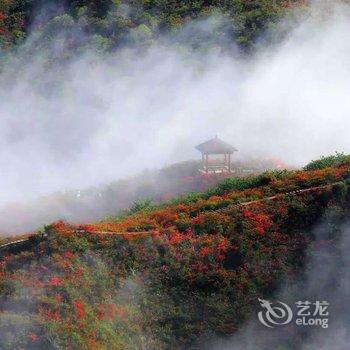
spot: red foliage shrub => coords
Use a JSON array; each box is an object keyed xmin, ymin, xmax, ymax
[
  {"xmin": 63, "ymin": 250, "xmax": 74, "ymax": 259},
  {"xmin": 50, "ymin": 276, "xmax": 61, "ymax": 287},
  {"xmin": 151, "ymin": 210, "xmax": 179, "ymax": 227},
  {"xmin": 73, "ymin": 300, "xmax": 86, "ymax": 319},
  {"xmin": 28, "ymin": 332, "xmax": 38, "ymax": 343},
  {"xmin": 198, "ymin": 246, "xmax": 210, "ymax": 257}
]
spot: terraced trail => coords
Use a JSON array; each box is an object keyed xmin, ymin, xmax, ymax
[
  {"xmin": 86, "ymin": 182, "xmax": 334, "ymax": 235},
  {"xmin": 0, "ymin": 182, "xmax": 336, "ymax": 255}
]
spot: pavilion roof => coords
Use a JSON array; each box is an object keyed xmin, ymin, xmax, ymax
[{"xmin": 195, "ymin": 136, "xmax": 237, "ymax": 154}]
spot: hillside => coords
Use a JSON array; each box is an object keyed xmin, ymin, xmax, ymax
[
  {"xmin": 1, "ymin": 155, "xmax": 350, "ymax": 349},
  {"xmin": 0, "ymin": 0, "xmax": 306, "ymax": 52},
  {"xmin": 0, "ymin": 157, "xmax": 282, "ymax": 234}
]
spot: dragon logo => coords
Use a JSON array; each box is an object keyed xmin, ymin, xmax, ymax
[{"xmin": 258, "ymin": 298, "xmax": 293, "ymax": 328}]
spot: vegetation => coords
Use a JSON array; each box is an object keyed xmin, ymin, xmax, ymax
[
  {"xmin": 0, "ymin": 158, "xmax": 284, "ymax": 234},
  {"xmin": 304, "ymin": 152, "xmax": 350, "ymax": 171},
  {"xmin": 0, "ymin": 0, "xmax": 307, "ymax": 53},
  {"xmin": 1, "ymin": 157, "xmax": 350, "ymax": 349}
]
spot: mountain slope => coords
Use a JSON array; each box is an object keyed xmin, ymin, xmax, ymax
[
  {"xmin": 0, "ymin": 159, "xmax": 350, "ymax": 349},
  {"xmin": 1, "ymin": 0, "xmax": 306, "ymax": 51}
]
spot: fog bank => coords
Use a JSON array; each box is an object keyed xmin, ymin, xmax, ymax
[{"xmin": 1, "ymin": 1, "xmax": 350, "ymax": 227}]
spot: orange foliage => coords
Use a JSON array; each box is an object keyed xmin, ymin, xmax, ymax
[{"xmin": 73, "ymin": 300, "xmax": 86, "ymax": 319}]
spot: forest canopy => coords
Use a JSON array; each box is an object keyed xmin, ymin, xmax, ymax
[{"xmin": 0, "ymin": 0, "xmax": 306, "ymax": 52}]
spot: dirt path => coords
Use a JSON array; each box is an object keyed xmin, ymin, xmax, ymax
[
  {"xmin": 76, "ymin": 183, "xmax": 335, "ymax": 236},
  {"xmin": 0, "ymin": 182, "xmax": 337, "ymax": 253}
]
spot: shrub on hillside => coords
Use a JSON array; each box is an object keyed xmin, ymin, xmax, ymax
[
  {"xmin": 303, "ymin": 152, "xmax": 350, "ymax": 171},
  {"xmin": 129, "ymin": 199, "xmax": 156, "ymax": 214},
  {"xmin": 212, "ymin": 171, "xmax": 285, "ymax": 195}
]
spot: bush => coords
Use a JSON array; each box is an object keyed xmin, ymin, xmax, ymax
[
  {"xmin": 129, "ymin": 199, "xmax": 156, "ymax": 214},
  {"xmin": 303, "ymin": 152, "xmax": 350, "ymax": 171},
  {"xmin": 214, "ymin": 174, "xmax": 271, "ymax": 195},
  {"xmin": 332, "ymin": 181, "xmax": 348, "ymax": 202}
]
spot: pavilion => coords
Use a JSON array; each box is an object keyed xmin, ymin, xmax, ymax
[{"xmin": 195, "ymin": 136, "xmax": 237, "ymax": 174}]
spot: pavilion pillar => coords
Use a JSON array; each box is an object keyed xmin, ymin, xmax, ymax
[
  {"xmin": 228, "ymin": 153, "xmax": 231, "ymax": 172},
  {"xmin": 205, "ymin": 154, "xmax": 208, "ymax": 173}
]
